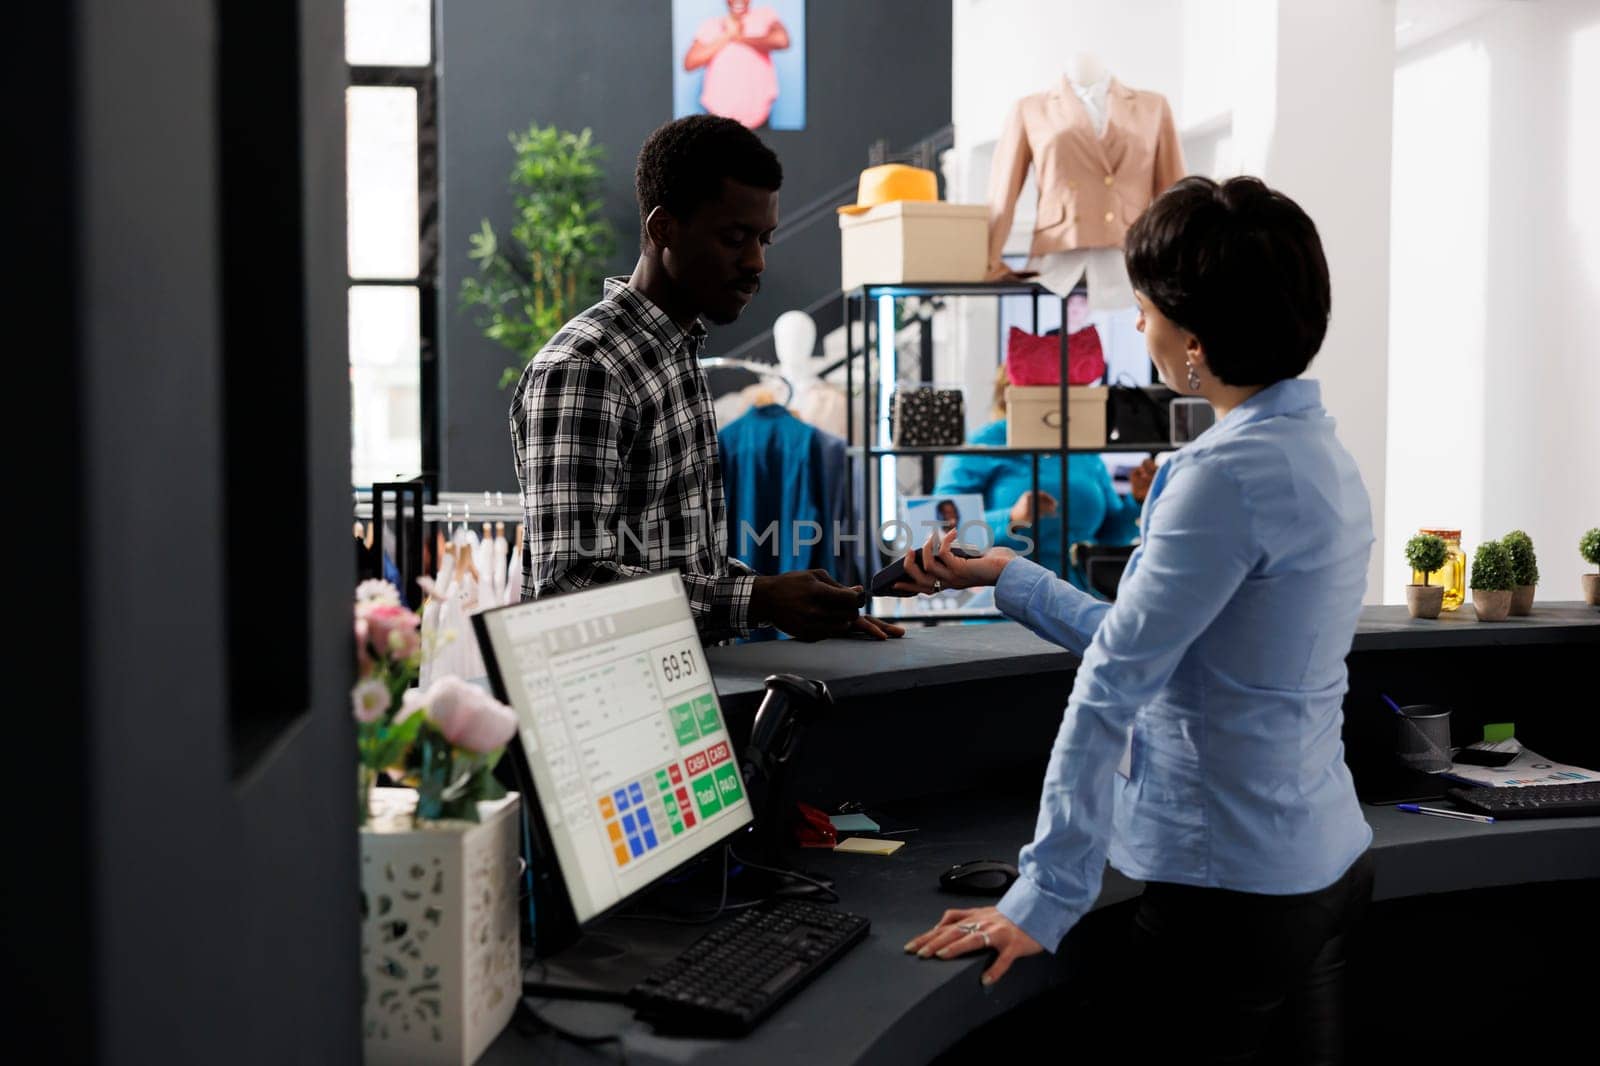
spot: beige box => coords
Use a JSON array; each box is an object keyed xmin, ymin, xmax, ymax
[
  {"xmin": 1006, "ymin": 385, "xmax": 1108, "ymax": 449},
  {"xmin": 838, "ymin": 201, "xmax": 989, "ymax": 291}
]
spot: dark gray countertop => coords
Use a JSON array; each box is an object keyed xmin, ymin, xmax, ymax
[
  {"xmin": 488, "ymin": 793, "xmax": 1599, "ymax": 1066},
  {"xmin": 486, "ymin": 600, "xmax": 1597, "ymax": 1062},
  {"xmin": 707, "ymin": 602, "xmax": 1599, "ymax": 713}
]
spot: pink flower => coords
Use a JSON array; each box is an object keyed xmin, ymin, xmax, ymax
[
  {"xmin": 423, "ymin": 677, "xmax": 518, "ymax": 754},
  {"xmin": 351, "ymin": 678, "xmax": 391, "ymax": 723},
  {"xmin": 365, "ymin": 604, "xmax": 421, "ymax": 662},
  {"xmin": 354, "ymin": 617, "xmax": 373, "ymax": 676}
]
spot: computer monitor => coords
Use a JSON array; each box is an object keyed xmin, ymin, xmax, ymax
[{"xmin": 474, "ymin": 573, "xmax": 753, "ymax": 930}]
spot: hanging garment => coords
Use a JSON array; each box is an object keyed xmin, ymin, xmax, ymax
[
  {"xmin": 718, "ymin": 404, "xmax": 851, "ymax": 581},
  {"xmin": 1028, "ymin": 248, "xmax": 1135, "ymax": 309},
  {"xmin": 988, "ymin": 77, "xmax": 1186, "ymax": 274},
  {"xmin": 792, "ymin": 380, "xmax": 850, "ymax": 442}
]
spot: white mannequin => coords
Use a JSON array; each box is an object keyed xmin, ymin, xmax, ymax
[
  {"xmin": 773, "ymin": 309, "xmax": 819, "ymax": 407},
  {"xmin": 1065, "ymin": 51, "xmax": 1109, "ymax": 88},
  {"xmin": 1065, "ymin": 52, "xmax": 1112, "ymax": 136}
]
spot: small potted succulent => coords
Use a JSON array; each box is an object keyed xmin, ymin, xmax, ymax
[
  {"xmin": 1582, "ymin": 527, "xmax": 1600, "ymax": 606},
  {"xmin": 1403, "ymin": 534, "xmax": 1448, "ymax": 619},
  {"xmin": 1468, "ymin": 541, "xmax": 1515, "ymax": 622},
  {"xmin": 1501, "ymin": 530, "xmax": 1539, "ymax": 616}
]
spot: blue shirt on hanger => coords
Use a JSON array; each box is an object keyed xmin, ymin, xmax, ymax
[{"xmin": 719, "ymin": 404, "xmax": 849, "ymax": 580}]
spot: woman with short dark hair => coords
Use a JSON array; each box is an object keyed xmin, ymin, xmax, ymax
[{"xmin": 901, "ymin": 176, "xmax": 1376, "ymax": 1064}]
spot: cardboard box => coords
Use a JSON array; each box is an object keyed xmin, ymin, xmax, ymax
[
  {"xmin": 1005, "ymin": 385, "xmax": 1108, "ymax": 449},
  {"xmin": 839, "ymin": 201, "xmax": 989, "ymax": 291}
]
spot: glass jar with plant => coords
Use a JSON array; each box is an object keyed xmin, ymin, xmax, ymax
[
  {"xmin": 1403, "ymin": 534, "xmax": 1448, "ymax": 619},
  {"xmin": 1468, "ymin": 540, "xmax": 1515, "ymax": 622}
]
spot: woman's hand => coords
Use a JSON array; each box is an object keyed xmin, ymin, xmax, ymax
[
  {"xmin": 1009, "ymin": 489, "xmax": 1057, "ymax": 528},
  {"xmin": 894, "ymin": 528, "xmax": 1016, "ymax": 594},
  {"xmin": 1129, "ymin": 458, "xmax": 1158, "ymax": 504},
  {"xmin": 903, "ymin": 906, "xmax": 1043, "ymax": 986}
]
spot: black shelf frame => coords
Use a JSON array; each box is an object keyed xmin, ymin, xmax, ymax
[{"xmin": 842, "ymin": 281, "xmax": 1178, "ymax": 620}]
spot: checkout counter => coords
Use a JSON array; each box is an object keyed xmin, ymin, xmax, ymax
[{"xmin": 486, "ymin": 604, "xmax": 1599, "ymax": 1064}]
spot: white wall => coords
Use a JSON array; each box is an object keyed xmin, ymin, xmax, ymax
[
  {"xmin": 1384, "ymin": 0, "xmax": 1600, "ymax": 602},
  {"xmin": 952, "ymin": 0, "xmax": 1188, "ymax": 153},
  {"xmin": 1251, "ymin": 0, "xmax": 1396, "ymax": 604}
]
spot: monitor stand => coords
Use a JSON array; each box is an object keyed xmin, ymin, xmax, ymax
[
  {"xmin": 523, "ymin": 922, "xmax": 695, "ymax": 1002},
  {"xmin": 522, "ymin": 856, "xmax": 812, "ymax": 1001}
]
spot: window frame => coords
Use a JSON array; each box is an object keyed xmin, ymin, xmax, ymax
[{"xmin": 346, "ymin": 15, "xmax": 439, "ymax": 486}]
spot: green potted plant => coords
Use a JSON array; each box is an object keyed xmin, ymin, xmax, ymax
[
  {"xmin": 1403, "ymin": 534, "xmax": 1448, "ymax": 619},
  {"xmin": 1468, "ymin": 541, "xmax": 1515, "ymax": 621},
  {"xmin": 1581, "ymin": 527, "xmax": 1600, "ymax": 605},
  {"xmin": 1501, "ymin": 530, "xmax": 1538, "ymax": 616},
  {"xmin": 460, "ymin": 124, "xmax": 616, "ymax": 389}
]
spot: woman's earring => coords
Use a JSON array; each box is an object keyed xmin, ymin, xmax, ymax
[{"xmin": 1186, "ymin": 360, "xmax": 1203, "ymax": 392}]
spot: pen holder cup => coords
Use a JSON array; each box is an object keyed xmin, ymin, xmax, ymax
[{"xmin": 1396, "ymin": 704, "xmax": 1453, "ymax": 774}]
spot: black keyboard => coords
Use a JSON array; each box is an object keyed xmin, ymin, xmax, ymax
[
  {"xmin": 628, "ymin": 898, "xmax": 869, "ymax": 1035},
  {"xmin": 1446, "ymin": 781, "xmax": 1600, "ymax": 819}
]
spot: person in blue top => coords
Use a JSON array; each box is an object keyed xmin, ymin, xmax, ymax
[
  {"xmin": 902, "ymin": 176, "xmax": 1376, "ymax": 1064},
  {"xmin": 932, "ymin": 364, "xmax": 1155, "ymax": 590}
]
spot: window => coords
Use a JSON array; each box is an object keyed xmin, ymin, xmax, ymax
[{"xmin": 346, "ymin": 0, "xmax": 438, "ymax": 487}]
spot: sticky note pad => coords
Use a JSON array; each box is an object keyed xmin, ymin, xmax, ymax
[
  {"xmin": 1483, "ymin": 722, "xmax": 1515, "ymax": 743},
  {"xmin": 829, "ymin": 813, "xmax": 881, "ymax": 833},
  {"xmin": 834, "ymin": 837, "xmax": 904, "ymax": 856}
]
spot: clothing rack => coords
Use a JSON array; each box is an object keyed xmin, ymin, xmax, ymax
[
  {"xmin": 699, "ymin": 356, "xmax": 795, "ymax": 404},
  {"xmin": 354, "ymin": 483, "xmax": 525, "ymax": 606}
]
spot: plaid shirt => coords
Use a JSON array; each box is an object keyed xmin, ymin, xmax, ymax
[{"xmin": 509, "ymin": 278, "xmax": 756, "ymax": 641}]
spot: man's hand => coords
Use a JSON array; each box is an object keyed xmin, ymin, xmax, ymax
[{"xmin": 751, "ymin": 570, "xmax": 903, "ymax": 642}]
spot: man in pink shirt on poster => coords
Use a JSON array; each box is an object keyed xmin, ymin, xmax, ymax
[{"xmin": 683, "ymin": 0, "xmax": 791, "ymax": 129}]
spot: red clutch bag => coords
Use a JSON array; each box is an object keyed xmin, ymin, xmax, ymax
[{"xmin": 1005, "ymin": 325, "xmax": 1106, "ymax": 386}]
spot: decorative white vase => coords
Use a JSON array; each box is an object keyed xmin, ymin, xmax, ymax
[{"xmin": 361, "ymin": 788, "xmax": 521, "ymax": 1066}]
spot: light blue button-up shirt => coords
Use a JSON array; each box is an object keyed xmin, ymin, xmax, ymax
[{"xmin": 994, "ymin": 378, "xmax": 1374, "ymax": 951}]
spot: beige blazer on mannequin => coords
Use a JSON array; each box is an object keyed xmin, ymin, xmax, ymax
[{"xmin": 988, "ymin": 77, "xmax": 1186, "ymax": 272}]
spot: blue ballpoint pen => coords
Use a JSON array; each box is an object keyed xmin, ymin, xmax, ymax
[{"xmin": 1396, "ymin": 803, "xmax": 1494, "ymax": 824}]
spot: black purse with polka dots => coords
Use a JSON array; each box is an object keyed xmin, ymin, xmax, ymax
[{"xmin": 889, "ymin": 386, "xmax": 966, "ymax": 447}]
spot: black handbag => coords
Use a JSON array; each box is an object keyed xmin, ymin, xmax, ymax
[
  {"xmin": 1106, "ymin": 384, "xmax": 1176, "ymax": 446},
  {"xmin": 889, "ymin": 386, "xmax": 965, "ymax": 447}
]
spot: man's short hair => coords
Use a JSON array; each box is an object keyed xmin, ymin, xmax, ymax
[
  {"xmin": 635, "ymin": 115, "xmax": 783, "ymax": 244},
  {"xmin": 1124, "ymin": 176, "xmax": 1331, "ymax": 386}
]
